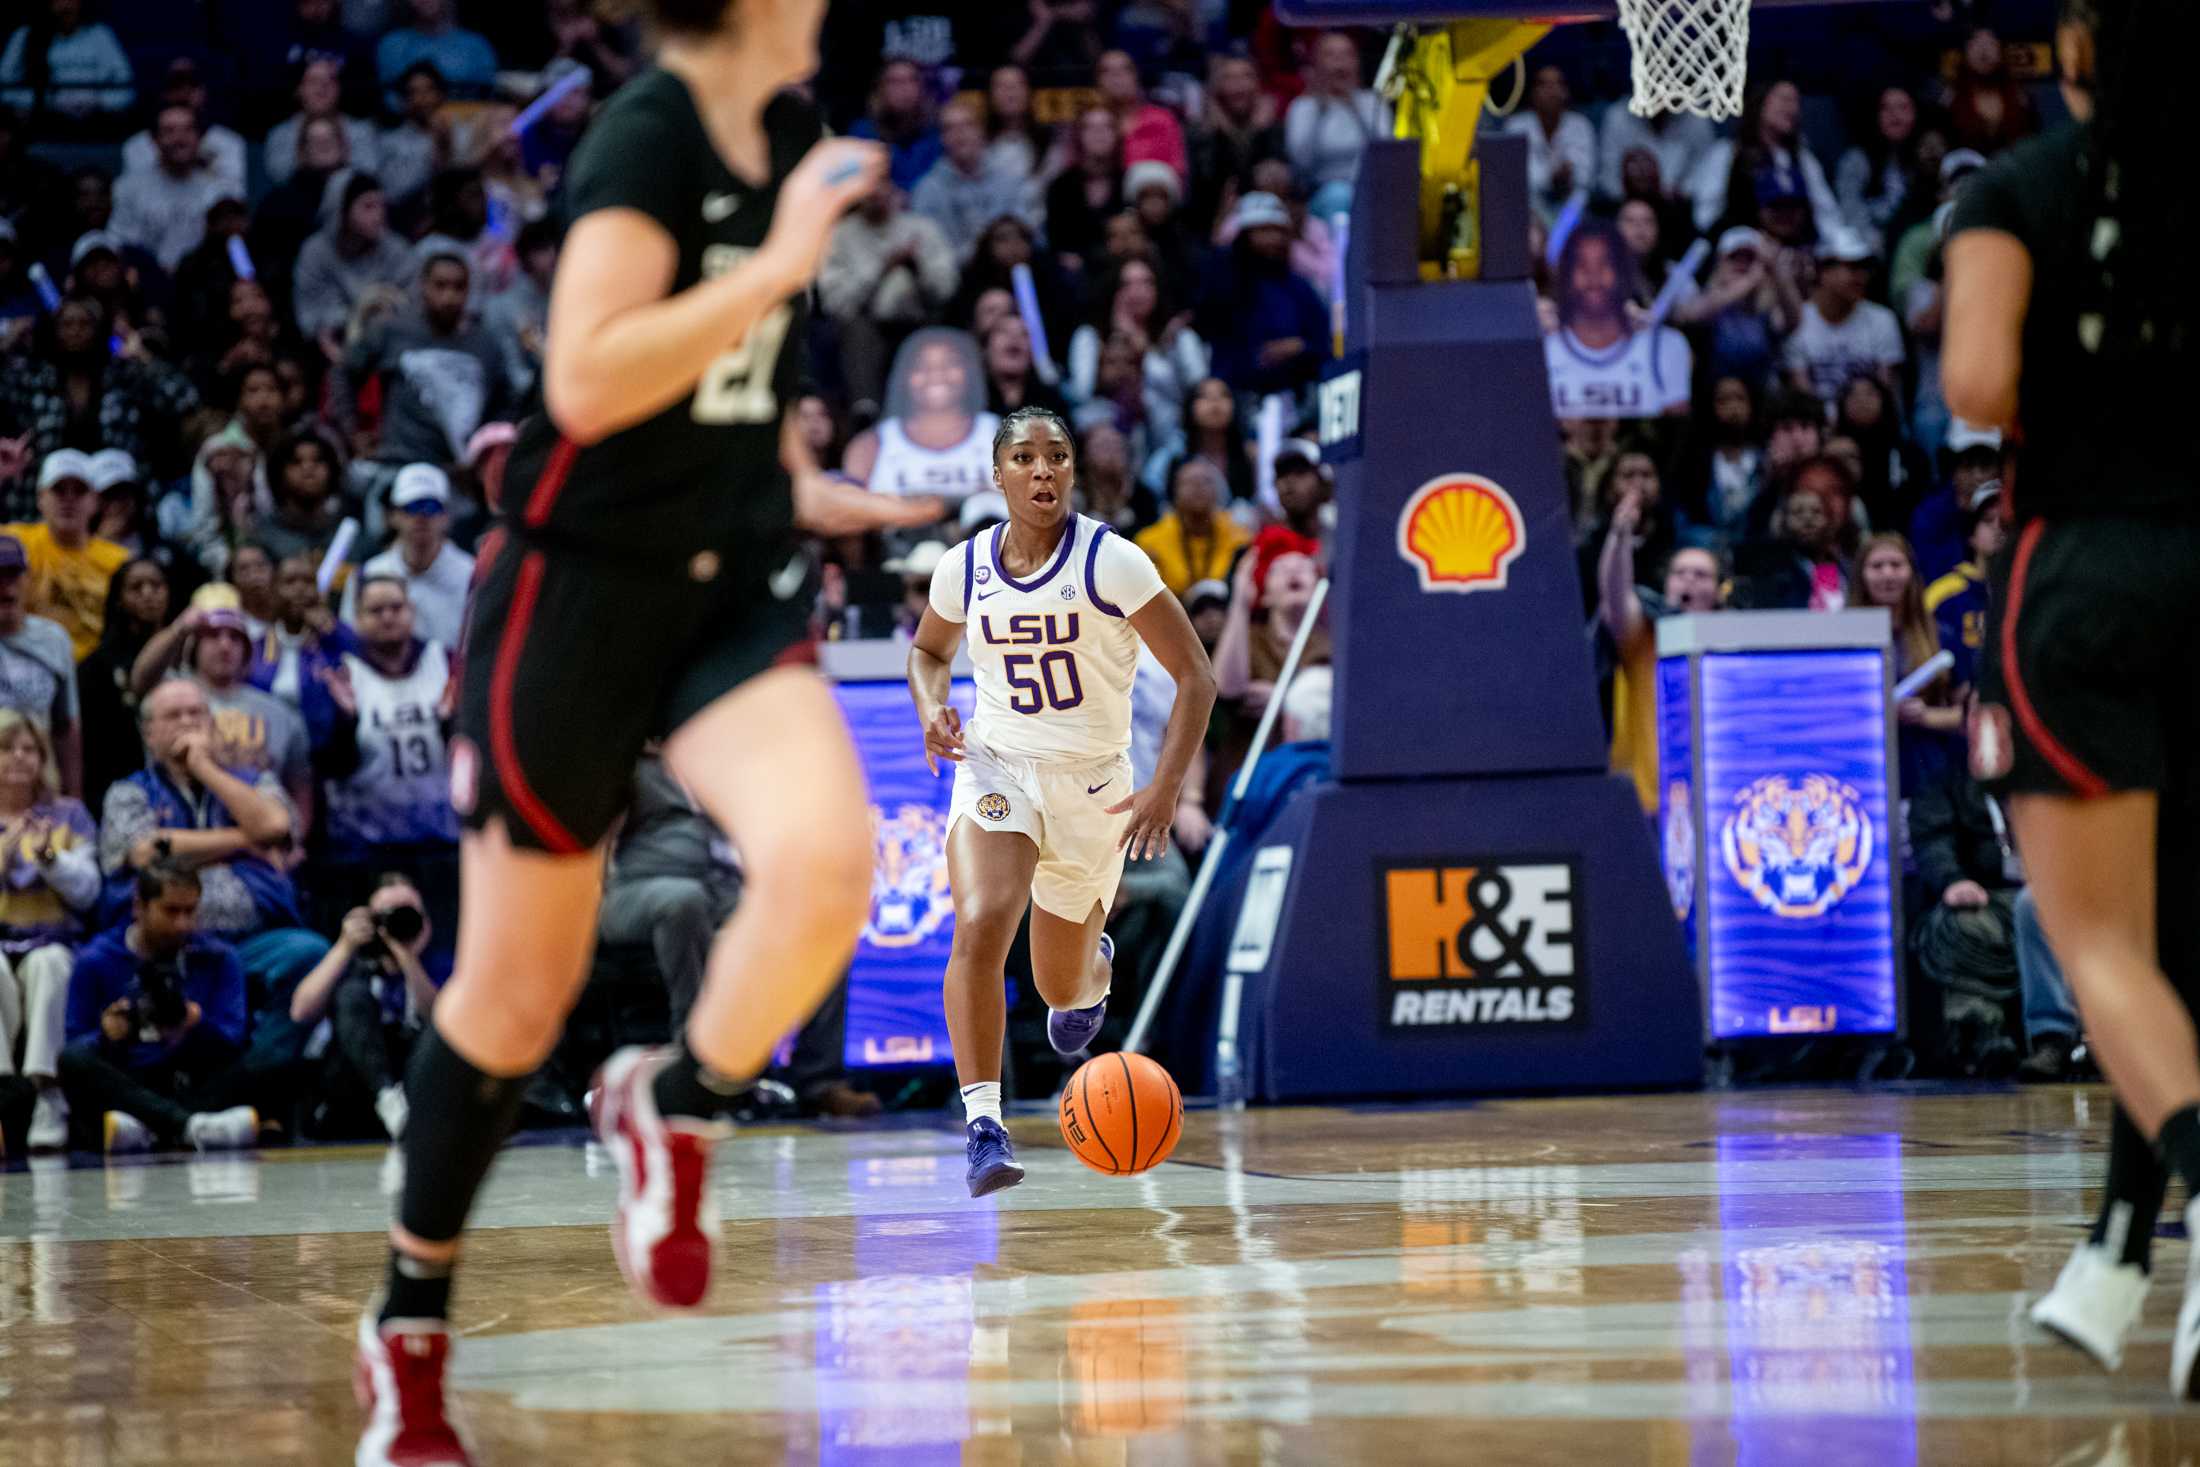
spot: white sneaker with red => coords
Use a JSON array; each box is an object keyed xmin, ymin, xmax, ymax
[
  {"xmin": 588, "ymin": 1045, "xmax": 730, "ymax": 1310},
  {"xmin": 354, "ymin": 1311, "xmax": 476, "ymax": 1466}
]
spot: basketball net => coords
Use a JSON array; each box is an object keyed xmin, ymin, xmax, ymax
[{"xmin": 1615, "ymin": 0, "xmax": 1752, "ymax": 120}]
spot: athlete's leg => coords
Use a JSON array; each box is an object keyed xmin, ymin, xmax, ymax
[
  {"xmin": 387, "ymin": 824, "xmax": 606, "ymax": 1276},
  {"xmin": 942, "ymin": 818, "xmax": 1040, "ymax": 1090},
  {"xmin": 2011, "ymin": 793, "xmax": 2192, "ymax": 1136},
  {"xmin": 662, "ymin": 666, "xmax": 879, "ymax": 1088},
  {"xmin": 942, "ymin": 817, "xmax": 1039, "ymax": 1195},
  {"xmin": 2018, "ymin": 791, "xmax": 2182, "ymax": 1374},
  {"xmin": 1030, "ymin": 901, "xmax": 1109, "ymax": 1010}
]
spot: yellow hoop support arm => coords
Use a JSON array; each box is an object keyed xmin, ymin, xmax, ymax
[{"xmin": 1387, "ymin": 18, "xmax": 1551, "ymax": 279}]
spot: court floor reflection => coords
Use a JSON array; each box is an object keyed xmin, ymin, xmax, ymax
[{"xmin": 4, "ymin": 1087, "xmax": 2199, "ymax": 1465}]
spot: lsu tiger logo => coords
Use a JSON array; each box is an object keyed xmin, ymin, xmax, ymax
[
  {"xmin": 864, "ymin": 803, "xmax": 952, "ymax": 949},
  {"xmin": 975, "ymin": 792, "xmax": 1011, "ymax": 822},
  {"xmin": 1662, "ymin": 778, "xmax": 1695, "ymax": 922},
  {"xmin": 1721, "ymin": 774, "xmax": 1874, "ymax": 920}
]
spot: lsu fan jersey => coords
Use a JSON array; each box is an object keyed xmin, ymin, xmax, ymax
[
  {"xmin": 1543, "ymin": 324, "xmax": 1692, "ymax": 420},
  {"xmin": 929, "ymin": 515, "xmax": 1167, "ymax": 764}
]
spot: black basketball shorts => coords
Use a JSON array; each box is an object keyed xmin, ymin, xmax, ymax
[
  {"xmin": 451, "ymin": 530, "xmax": 813, "ymax": 854},
  {"xmin": 1973, "ymin": 517, "xmax": 2200, "ymax": 800}
]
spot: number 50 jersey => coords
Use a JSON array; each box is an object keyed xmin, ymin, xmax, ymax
[
  {"xmin": 499, "ymin": 72, "xmax": 819, "ymax": 566},
  {"xmin": 930, "ymin": 516, "xmax": 1167, "ymax": 765}
]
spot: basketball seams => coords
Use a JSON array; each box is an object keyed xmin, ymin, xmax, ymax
[
  {"xmin": 1118, "ymin": 1053, "xmax": 1139, "ymax": 1174},
  {"xmin": 1080, "ymin": 1065, "xmax": 1123, "ymax": 1174}
]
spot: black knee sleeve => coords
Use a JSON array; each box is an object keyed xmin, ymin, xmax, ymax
[{"xmin": 396, "ymin": 1024, "xmax": 532, "ymax": 1244}]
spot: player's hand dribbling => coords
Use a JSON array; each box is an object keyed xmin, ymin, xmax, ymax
[
  {"xmin": 1108, "ymin": 786, "xmax": 1176, "ymax": 862},
  {"xmin": 762, "ymin": 138, "xmax": 889, "ymax": 289},
  {"xmin": 922, "ymin": 704, "xmax": 965, "ymax": 776}
]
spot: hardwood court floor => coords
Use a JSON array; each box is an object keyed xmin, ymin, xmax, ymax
[{"xmin": 3, "ymin": 1086, "xmax": 2198, "ymax": 1465}]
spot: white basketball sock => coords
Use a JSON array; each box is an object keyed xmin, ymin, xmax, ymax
[{"xmin": 959, "ymin": 1081, "xmax": 1003, "ymax": 1127}]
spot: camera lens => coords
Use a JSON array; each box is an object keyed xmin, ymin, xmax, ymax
[{"xmin": 377, "ymin": 905, "xmax": 426, "ymax": 944}]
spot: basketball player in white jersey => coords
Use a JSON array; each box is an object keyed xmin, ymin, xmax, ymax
[
  {"xmin": 907, "ymin": 407, "xmax": 1215, "ymax": 1196},
  {"xmin": 844, "ymin": 328, "xmax": 1000, "ymax": 508}
]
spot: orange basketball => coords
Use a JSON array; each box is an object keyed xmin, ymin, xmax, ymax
[{"xmin": 1059, "ymin": 1052, "xmax": 1182, "ymax": 1176}]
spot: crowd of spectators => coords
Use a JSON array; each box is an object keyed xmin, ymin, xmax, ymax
[
  {"xmin": 0, "ymin": 0, "xmax": 2079, "ymax": 1153},
  {"xmin": 1546, "ymin": 25, "xmax": 2072, "ymax": 1084}
]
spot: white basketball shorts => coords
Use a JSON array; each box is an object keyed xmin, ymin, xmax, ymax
[{"xmin": 948, "ymin": 734, "xmax": 1136, "ymax": 921}]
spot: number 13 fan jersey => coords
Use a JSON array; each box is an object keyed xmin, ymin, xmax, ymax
[
  {"xmin": 499, "ymin": 71, "xmax": 820, "ymax": 565},
  {"xmin": 930, "ymin": 516, "xmax": 1166, "ymax": 764}
]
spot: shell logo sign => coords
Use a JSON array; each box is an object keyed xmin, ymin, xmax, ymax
[{"xmin": 1395, "ymin": 473, "xmax": 1526, "ymax": 594}]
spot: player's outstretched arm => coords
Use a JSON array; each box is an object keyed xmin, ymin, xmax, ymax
[
  {"xmin": 908, "ymin": 608, "xmax": 967, "ymax": 777},
  {"xmin": 544, "ymin": 137, "xmax": 886, "ymax": 444},
  {"xmin": 1110, "ymin": 592, "xmax": 1218, "ymax": 861}
]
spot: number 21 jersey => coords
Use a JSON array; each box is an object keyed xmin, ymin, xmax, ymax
[
  {"xmin": 499, "ymin": 72, "xmax": 819, "ymax": 565},
  {"xmin": 930, "ymin": 516, "xmax": 1167, "ymax": 764}
]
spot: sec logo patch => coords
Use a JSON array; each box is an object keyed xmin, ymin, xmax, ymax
[{"xmin": 976, "ymin": 793, "xmax": 1011, "ymax": 822}]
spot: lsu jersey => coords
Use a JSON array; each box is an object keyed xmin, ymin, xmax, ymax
[
  {"xmin": 929, "ymin": 515, "xmax": 1167, "ymax": 765},
  {"xmin": 868, "ymin": 413, "xmax": 1000, "ymax": 506},
  {"xmin": 1544, "ymin": 324, "xmax": 1693, "ymax": 419}
]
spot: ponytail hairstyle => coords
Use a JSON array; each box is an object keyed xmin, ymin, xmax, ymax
[{"xmin": 2067, "ymin": 0, "xmax": 2197, "ymax": 364}]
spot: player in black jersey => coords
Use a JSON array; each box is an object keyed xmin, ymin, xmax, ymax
[
  {"xmin": 354, "ymin": 2, "xmax": 941, "ymax": 1460},
  {"xmin": 1945, "ymin": 0, "xmax": 2200, "ymax": 1398}
]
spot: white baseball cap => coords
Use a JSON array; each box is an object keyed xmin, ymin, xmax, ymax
[
  {"xmin": 390, "ymin": 462, "xmax": 451, "ymax": 512},
  {"xmin": 1716, "ymin": 226, "xmax": 1765, "ymax": 258},
  {"xmin": 1230, "ymin": 191, "xmax": 1292, "ymax": 234},
  {"xmin": 36, "ymin": 448, "xmax": 97, "ymax": 491},
  {"xmin": 1815, "ymin": 228, "xmax": 1876, "ymax": 264},
  {"xmin": 1123, "ymin": 160, "xmax": 1183, "ymax": 206},
  {"xmin": 886, "ymin": 540, "xmax": 949, "ymax": 579},
  {"xmin": 959, "ymin": 491, "xmax": 1010, "ymax": 532},
  {"xmin": 69, "ymin": 230, "xmax": 124, "ymax": 268},
  {"xmin": 87, "ymin": 447, "xmax": 139, "ymax": 492}
]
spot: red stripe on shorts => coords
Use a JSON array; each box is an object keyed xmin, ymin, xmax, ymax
[
  {"xmin": 523, "ymin": 437, "xmax": 579, "ymax": 529},
  {"xmin": 1999, "ymin": 519, "xmax": 2110, "ymax": 799},
  {"xmin": 489, "ymin": 551, "xmax": 587, "ymax": 853},
  {"xmin": 446, "ymin": 527, "xmax": 507, "ymax": 701}
]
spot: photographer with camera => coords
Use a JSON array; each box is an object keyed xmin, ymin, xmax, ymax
[
  {"xmin": 56, "ymin": 863, "xmax": 261, "ymax": 1153},
  {"xmin": 98, "ymin": 678, "xmax": 331, "ymax": 1105},
  {"xmin": 288, "ymin": 874, "xmax": 437, "ymax": 1139}
]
